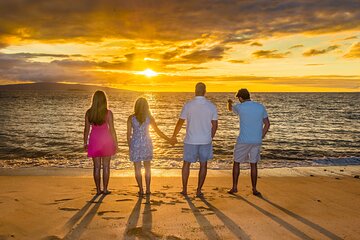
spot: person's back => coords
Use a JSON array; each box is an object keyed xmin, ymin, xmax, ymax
[
  {"xmin": 234, "ymin": 101, "xmax": 267, "ymax": 144},
  {"xmin": 171, "ymin": 82, "xmax": 218, "ymax": 197},
  {"xmin": 182, "ymin": 97, "xmax": 217, "ymax": 144}
]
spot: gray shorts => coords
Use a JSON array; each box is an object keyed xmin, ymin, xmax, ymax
[
  {"xmin": 234, "ymin": 143, "xmax": 261, "ymax": 163},
  {"xmin": 184, "ymin": 143, "xmax": 213, "ymax": 163}
]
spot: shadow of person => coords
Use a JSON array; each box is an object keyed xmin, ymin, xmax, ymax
[
  {"xmin": 124, "ymin": 195, "xmax": 160, "ymax": 239},
  {"xmin": 63, "ymin": 195, "xmax": 99, "ymax": 231},
  {"xmin": 199, "ymin": 197, "xmax": 251, "ymax": 240},
  {"xmin": 258, "ymin": 196, "xmax": 342, "ymax": 240},
  {"xmin": 232, "ymin": 194, "xmax": 313, "ymax": 240},
  {"xmin": 184, "ymin": 196, "xmax": 221, "ymax": 240},
  {"xmin": 63, "ymin": 194, "xmax": 106, "ymax": 239},
  {"xmin": 123, "ymin": 196, "xmax": 142, "ymax": 239},
  {"xmin": 142, "ymin": 194, "xmax": 152, "ymax": 233}
]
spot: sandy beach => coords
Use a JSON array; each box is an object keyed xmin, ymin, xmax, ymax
[{"xmin": 1, "ymin": 166, "xmax": 360, "ymax": 240}]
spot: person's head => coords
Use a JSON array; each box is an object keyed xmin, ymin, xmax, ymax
[
  {"xmin": 236, "ymin": 88, "xmax": 250, "ymax": 102},
  {"xmin": 195, "ymin": 82, "xmax": 206, "ymax": 96},
  {"xmin": 134, "ymin": 97, "xmax": 151, "ymax": 124},
  {"xmin": 88, "ymin": 90, "xmax": 108, "ymax": 125}
]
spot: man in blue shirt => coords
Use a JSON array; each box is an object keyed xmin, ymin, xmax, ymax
[{"xmin": 227, "ymin": 88, "xmax": 270, "ymax": 196}]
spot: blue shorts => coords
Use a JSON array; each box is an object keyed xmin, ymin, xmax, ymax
[{"xmin": 183, "ymin": 143, "xmax": 213, "ymax": 163}]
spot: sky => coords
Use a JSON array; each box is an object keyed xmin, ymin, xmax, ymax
[{"xmin": 0, "ymin": 0, "xmax": 359, "ymax": 92}]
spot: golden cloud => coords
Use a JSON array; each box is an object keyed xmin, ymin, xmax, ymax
[{"xmin": 344, "ymin": 42, "xmax": 360, "ymax": 58}]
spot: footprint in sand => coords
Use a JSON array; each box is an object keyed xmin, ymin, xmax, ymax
[
  {"xmin": 58, "ymin": 207, "xmax": 80, "ymax": 211},
  {"xmin": 41, "ymin": 235, "xmax": 62, "ymax": 240},
  {"xmin": 116, "ymin": 199, "xmax": 133, "ymax": 202},
  {"xmin": 102, "ymin": 217, "xmax": 125, "ymax": 220},
  {"xmin": 54, "ymin": 198, "xmax": 73, "ymax": 202},
  {"xmin": 97, "ymin": 210, "xmax": 120, "ymax": 216}
]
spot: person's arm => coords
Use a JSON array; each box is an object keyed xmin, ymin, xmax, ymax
[
  {"xmin": 126, "ymin": 115, "xmax": 132, "ymax": 147},
  {"xmin": 83, "ymin": 111, "xmax": 90, "ymax": 151},
  {"xmin": 171, "ymin": 118, "xmax": 185, "ymax": 144},
  {"xmin": 150, "ymin": 116, "xmax": 170, "ymax": 141},
  {"xmin": 227, "ymin": 99, "xmax": 233, "ymax": 112},
  {"xmin": 211, "ymin": 120, "xmax": 218, "ymax": 139},
  {"xmin": 108, "ymin": 111, "xmax": 118, "ymax": 151},
  {"xmin": 262, "ymin": 117, "xmax": 270, "ymax": 139}
]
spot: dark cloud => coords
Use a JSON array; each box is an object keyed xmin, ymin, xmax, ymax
[
  {"xmin": 0, "ymin": 52, "xmax": 83, "ymax": 59},
  {"xmin": 228, "ymin": 59, "xmax": 249, "ymax": 64},
  {"xmin": 250, "ymin": 42, "xmax": 263, "ymax": 47},
  {"xmin": 162, "ymin": 45, "xmax": 228, "ymax": 64},
  {"xmin": 344, "ymin": 42, "xmax": 360, "ymax": 58},
  {"xmin": 289, "ymin": 44, "xmax": 304, "ymax": 49},
  {"xmin": 187, "ymin": 67, "xmax": 208, "ymax": 70},
  {"xmin": 303, "ymin": 45, "xmax": 340, "ymax": 56},
  {"xmin": 252, "ymin": 50, "xmax": 290, "ymax": 58},
  {"xmin": 181, "ymin": 46, "xmax": 227, "ymax": 63},
  {"xmin": 0, "ymin": 1, "xmax": 359, "ymax": 42},
  {"xmin": 343, "ymin": 36, "xmax": 358, "ymax": 40}
]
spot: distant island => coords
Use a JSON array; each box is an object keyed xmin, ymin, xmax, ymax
[{"xmin": 0, "ymin": 82, "xmax": 135, "ymax": 92}]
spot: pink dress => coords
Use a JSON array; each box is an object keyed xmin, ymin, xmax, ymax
[{"xmin": 87, "ymin": 110, "xmax": 116, "ymax": 157}]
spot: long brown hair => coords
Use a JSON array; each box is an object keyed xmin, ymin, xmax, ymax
[
  {"xmin": 87, "ymin": 91, "xmax": 108, "ymax": 125},
  {"xmin": 134, "ymin": 97, "xmax": 151, "ymax": 125}
]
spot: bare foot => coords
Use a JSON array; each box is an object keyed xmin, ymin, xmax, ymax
[
  {"xmin": 103, "ymin": 190, "xmax": 111, "ymax": 195},
  {"xmin": 252, "ymin": 190, "xmax": 262, "ymax": 196},
  {"xmin": 228, "ymin": 189, "xmax": 238, "ymax": 194},
  {"xmin": 138, "ymin": 191, "xmax": 144, "ymax": 197},
  {"xmin": 180, "ymin": 191, "xmax": 187, "ymax": 196},
  {"xmin": 196, "ymin": 191, "xmax": 204, "ymax": 198},
  {"xmin": 96, "ymin": 190, "xmax": 103, "ymax": 195}
]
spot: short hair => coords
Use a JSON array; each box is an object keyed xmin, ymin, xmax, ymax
[
  {"xmin": 236, "ymin": 88, "xmax": 250, "ymax": 100},
  {"xmin": 195, "ymin": 82, "xmax": 206, "ymax": 95}
]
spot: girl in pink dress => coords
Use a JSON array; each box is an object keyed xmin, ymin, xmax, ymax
[{"xmin": 84, "ymin": 91, "xmax": 118, "ymax": 195}]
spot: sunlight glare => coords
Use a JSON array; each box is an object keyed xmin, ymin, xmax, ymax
[{"xmin": 139, "ymin": 68, "xmax": 158, "ymax": 77}]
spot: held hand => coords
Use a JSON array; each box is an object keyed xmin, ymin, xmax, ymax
[
  {"xmin": 168, "ymin": 136, "xmax": 178, "ymax": 146},
  {"xmin": 228, "ymin": 99, "xmax": 233, "ymax": 104}
]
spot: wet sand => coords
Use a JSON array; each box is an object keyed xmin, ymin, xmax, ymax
[{"xmin": 0, "ymin": 166, "xmax": 359, "ymax": 239}]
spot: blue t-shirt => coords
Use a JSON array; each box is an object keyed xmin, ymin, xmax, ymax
[{"xmin": 233, "ymin": 101, "xmax": 268, "ymax": 144}]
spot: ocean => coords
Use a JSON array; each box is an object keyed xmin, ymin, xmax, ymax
[{"xmin": 0, "ymin": 90, "xmax": 359, "ymax": 169}]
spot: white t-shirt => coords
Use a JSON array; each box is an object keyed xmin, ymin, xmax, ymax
[
  {"xmin": 180, "ymin": 96, "xmax": 218, "ymax": 144},
  {"xmin": 233, "ymin": 101, "xmax": 268, "ymax": 144}
]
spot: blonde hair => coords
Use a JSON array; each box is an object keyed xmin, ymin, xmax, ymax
[
  {"xmin": 134, "ymin": 97, "xmax": 151, "ymax": 124},
  {"xmin": 87, "ymin": 91, "xmax": 108, "ymax": 125}
]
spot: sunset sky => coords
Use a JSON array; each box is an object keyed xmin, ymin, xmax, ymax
[{"xmin": 0, "ymin": 1, "xmax": 359, "ymax": 92}]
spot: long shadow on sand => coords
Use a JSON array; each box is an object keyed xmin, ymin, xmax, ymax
[
  {"xmin": 63, "ymin": 194, "xmax": 106, "ymax": 240},
  {"xmin": 184, "ymin": 196, "xmax": 221, "ymax": 240},
  {"xmin": 199, "ymin": 197, "xmax": 251, "ymax": 240},
  {"xmin": 259, "ymin": 196, "xmax": 342, "ymax": 240},
  {"xmin": 123, "ymin": 196, "xmax": 142, "ymax": 239},
  {"xmin": 232, "ymin": 195, "xmax": 315, "ymax": 240},
  {"xmin": 124, "ymin": 195, "xmax": 161, "ymax": 239}
]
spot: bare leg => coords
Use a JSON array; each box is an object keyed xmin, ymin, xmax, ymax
[
  {"xmin": 228, "ymin": 162, "xmax": 240, "ymax": 194},
  {"xmin": 134, "ymin": 162, "xmax": 143, "ymax": 195},
  {"xmin": 92, "ymin": 157, "xmax": 102, "ymax": 194},
  {"xmin": 143, "ymin": 161, "xmax": 151, "ymax": 194},
  {"xmin": 181, "ymin": 161, "xmax": 191, "ymax": 195},
  {"xmin": 102, "ymin": 156, "xmax": 111, "ymax": 194},
  {"xmin": 196, "ymin": 161, "xmax": 207, "ymax": 197},
  {"xmin": 250, "ymin": 163, "xmax": 260, "ymax": 195}
]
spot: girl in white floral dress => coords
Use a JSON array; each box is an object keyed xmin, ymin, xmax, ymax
[{"xmin": 127, "ymin": 97, "xmax": 171, "ymax": 195}]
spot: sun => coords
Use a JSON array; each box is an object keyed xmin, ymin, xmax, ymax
[{"xmin": 139, "ymin": 68, "xmax": 158, "ymax": 77}]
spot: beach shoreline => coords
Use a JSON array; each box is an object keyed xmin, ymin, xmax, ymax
[{"xmin": 1, "ymin": 165, "xmax": 359, "ymax": 177}]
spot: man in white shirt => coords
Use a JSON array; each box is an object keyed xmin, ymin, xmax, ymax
[
  {"xmin": 227, "ymin": 88, "xmax": 270, "ymax": 196},
  {"xmin": 171, "ymin": 82, "xmax": 218, "ymax": 197}
]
